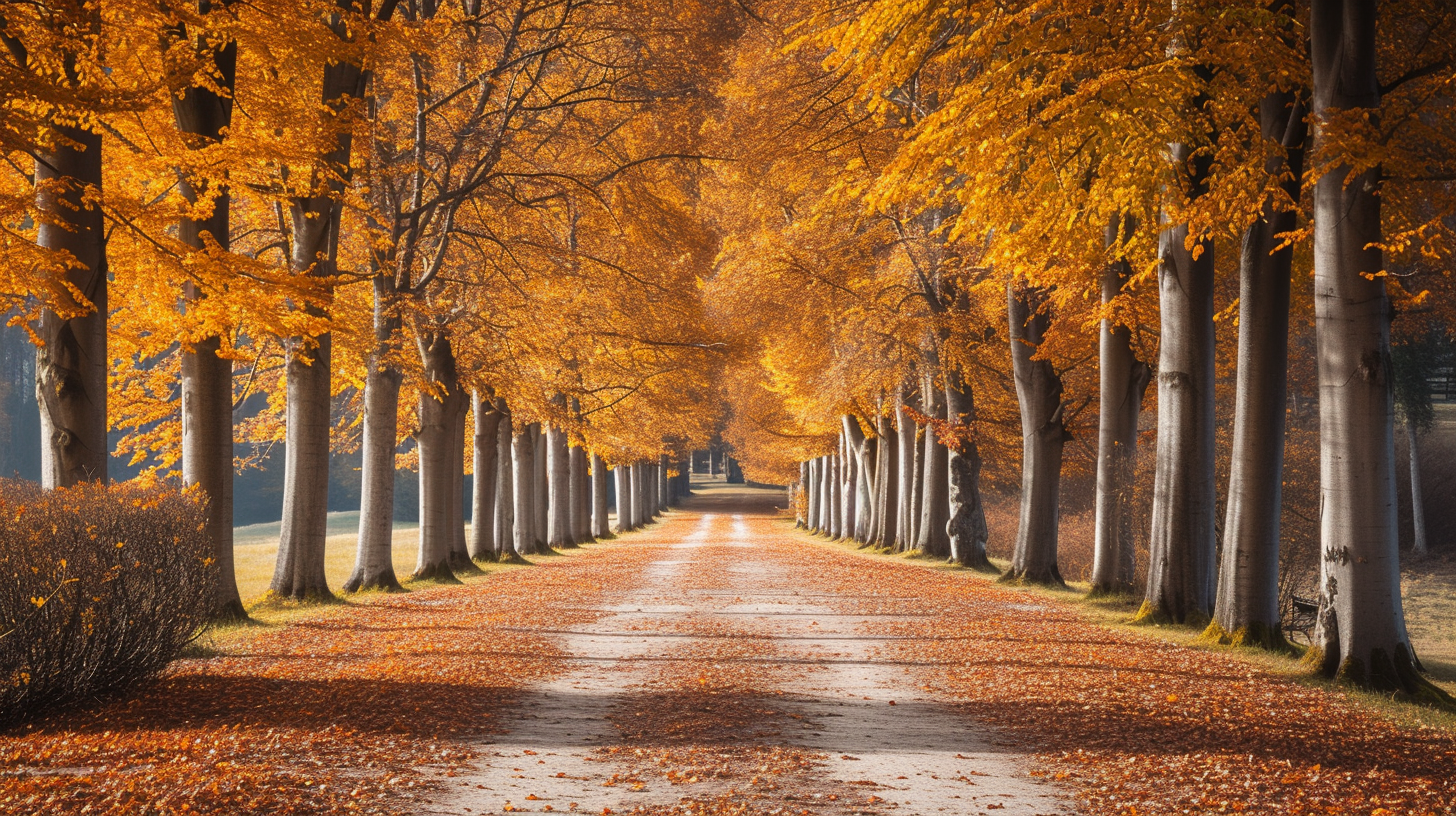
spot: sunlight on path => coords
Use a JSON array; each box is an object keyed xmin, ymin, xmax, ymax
[{"xmin": 420, "ymin": 483, "xmax": 1065, "ymax": 816}]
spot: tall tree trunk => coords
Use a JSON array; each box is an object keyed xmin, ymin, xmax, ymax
[
  {"xmin": 572, "ymin": 444, "xmax": 592, "ymax": 544},
  {"xmin": 169, "ymin": 8, "xmax": 241, "ymax": 616},
  {"xmin": 1091, "ymin": 231, "xmax": 1151, "ymax": 594},
  {"xmin": 807, "ymin": 458, "xmax": 820, "ymax": 532},
  {"xmin": 413, "ymin": 333, "xmax": 462, "ymax": 582},
  {"xmin": 346, "ymin": 340, "xmax": 404, "ymax": 592},
  {"xmin": 875, "ymin": 411, "xmax": 899, "ymax": 549},
  {"xmin": 840, "ymin": 425, "xmax": 859, "ymax": 543},
  {"xmin": 1211, "ymin": 87, "xmax": 1305, "ymax": 646},
  {"xmin": 917, "ymin": 371, "xmax": 951, "ymax": 558},
  {"xmin": 468, "ymin": 392, "xmax": 502, "ymax": 562},
  {"xmin": 945, "ymin": 368, "xmax": 991, "ymax": 569},
  {"xmin": 843, "ymin": 417, "xmax": 872, "ymax": 543},
  {"xmin": 35, "ymin": 131, "xmax": 107, "ymax": 489},
  {"xmin": 494, "ymin": 403, "xmax": 516, "ymax": 561},
  {"xmin": 828, "ymin": 454, "xmax": 841, "ymax": 538},
  {"xmin": 658, "ymin": 454, "xmax": 671, "ymax": 513},
  {"xmin": 446, "ymin": 389, "xmax": 474, "ymax": 573},
  {"xmin": 547, "ymin": 424, "xmax": 572, "ymax": 548},
  {"xmin": 1407, "ymin": 420, "xmax": 1427, "ymax": 557},
  {"xmin": 1143, "ymin": 142, "xmax": 1218, "ymax": 623},
  {"xmin": 798, "ymin": 461, "xmax": 810, "ymax": 528},
  {"xmin": 1310, "ymin": 0, "xmax": 1426, "ymax": 693},
  {"xmin": 512, "ymin": 423, "xmax": 539, "ymax": 556},
  {"xmin": 614, "ymin": 464, "xmax": 631, "ymax": 533},
  {"xmin": 1007, "ymin": 281, "xmax": 1067, "ymax": 585},
  {"xmin": 591, "ymin": 453, "xmax": 610, "ymax": 538},
  {"xmin": 896, "ymin": 395, "xmax": 917, "ymax": 551}
]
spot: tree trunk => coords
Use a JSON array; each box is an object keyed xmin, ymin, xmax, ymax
[
  {"xmin": 35, "ymin": 126, "xmax": 108, "ymax": 489},
  {"xmin": 843, "ymin": 417, "xmax": 873, "ymax": 543},
  {"xmin": 807, "ymin": 458, "xmax": 820, "ymax": 532},
  {"xmin": 447, "ymin": 383, "xmax": 473, "ymax": 573},
  {"xmin": 1007, "ymin": 282, "xmax": 1067, "ymax": 585},
  {"xmin": 170, "ymin": 17, "xmax": 241, "ymax": 617},
  {"xmin": 917, "ymin": 373, "xmax": 951, "ymax": 558},
  {"xmin": 875, "ymin": 411, "xmax": 899, "ymax": 549},
  {"xmin": 1142, "ymin": 142, "xmax": 1219, "ymax": 623},
  {"xmin": 533, "ymin": 426, "xmax": 548, "ymax": 546},
  {"xmin": 469, "ymin": 393, "xmax": 502, "ymax": 562},
  {"xmin": 840, "ymin": 423, "xmax": 859, "ymax": 543},
  {"xmin": 896, "ymin": 396, "xmax": 917, "ymax": 551},
  {"xmin": 512, "ymin": 423, "xmax": 539, "ymax": 556},
  {"xmin": 494, "ymin": 403, "xmax": 516, "ymax": 560},
  {"xmin": 828, "ymin": 454, "xmax": 841, "ymax": 538},
  {"xmin": 798, "ymin": 461, "xmax": 809, "ymax": 527},
  {"xmin": 1407, "ymin": 419, "xmax": 1428, "ymax": 557},
  {"xmin": 945, "ymin": 368, "xmax": 991, "ymax": 569},
  {"xmin": 547, "ymin": 424, "xmax": 573, "ymax": 548},
  {"xmin": 1091, "ymin": 232, "xmax": 1151, "ymax": 595},
  {"xmin": 572, "ymin": 444, "xmax": 592, "ymax": 544},
  {"xmin": 413, "ymin": 333, "xmax": 463, "ymax": 582},
  {"xmin": 1310, "ymin": 0, "xmax": 1426, "ymax": 693},
  {"xmin": 658, "ymin": 454, "xmax": 671, "ymax": 513},
  {"xmin": 1211, "ymin": 87, "xmax": 1305, "ymax": 645},
  {"xmin": 591, "ymin": 453, "xmax": 610, "ymax": 538},
  {"xmin": 614, "ymin": 464, "xmax": 631, "ymax": 533},
  {"xmin": 346, "ymin": 347, "xmax": 404, "ymax": 592}
]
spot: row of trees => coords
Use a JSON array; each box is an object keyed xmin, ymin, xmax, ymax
[
  {"xmin": 713, "ymin": 0, "xmax": 1455, "ymax": 698},
  {"xmin": 2, "ymin": 0, "xmax": 734, "ymax": 615}
]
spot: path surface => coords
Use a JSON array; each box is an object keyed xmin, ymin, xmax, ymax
[{"xmin": 421, "ymin": 483, "xmax": 1066, "ymax": 816}]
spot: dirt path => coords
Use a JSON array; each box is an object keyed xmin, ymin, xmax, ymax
[{"xmin": 422, "ymin": 485, "xmax": 1066, "ymax": 816}]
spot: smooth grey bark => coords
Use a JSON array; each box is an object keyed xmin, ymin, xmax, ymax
[
  {"xmin": 591, "ymin": 453, "xmax": 610, "ymax": 538},
  {"xmin": 533, "ymin": 427, "xmax": 548, "ymax": 546},
  {"xmin": 1407, "ymin": 421, "xmax": 1428, "ymax": 556},
  {"xmin": 494, "ymin": 404, "xmax": 516, "ymax": 560},
  {"xmin": 896, "ymin": 394, "xmax": 919, "ymax": 551},
  {"xmin": 346, "ymin": 347, "xmax": 404, "ymax": 592},
  {"xmin": 945, "ymin": 368, "xmax": 991, "ymax": 569},
  {"xmin": 1310, "ymin": 0, "xmax": 1423, "ymax": 692},
  {"xmin": 917, "ymin": 373, "xmax": 950, "ymax": 559},
  {"xmin": 468, "ymin": 393, "xmax": 502, "ymax": 562},
  {"xmin": 798, "ymin": 461, "xmax": 810, "ymax": 527},
  {"xmin": 272, "ymin": 0, "xmax": 398, "ymax": 600},
  {"xmin": 875, "ymin": 411, "xmax": 899, "ymax": 549},
  {"xmin": 843, "ymin": 416, "xmax": 872, "ymax": 543},
  {"xmin": 821, "ymin": 456, "xmax": 834, "ymax": 535},
  {"xmin": 447, "ymin": 387, "xmax": 472, "ymax": 573},
  {"xmin": 512, "ymin": 423, "xmax": 539, "ymax": 556},
  {"xmin": 658, "ymin": 454, "xmax": 671, "ymax": 513},
  {"xmin": 170, "ymin": 12, "xmax": 242, "ymax": 616},
  {"xmin": 1212, "ymin": 86, "xmax": 1306, "ymax": 643},
  {"xmin": 807, "ymin": 458, "xmax": 820, "ymax": 532},
  {"xmin": 828, "ymin": 454, "xmax": 842, "ymax": 538},
  {"xmin": 840, "ymin": 425, "xmax": 859, "ymax": 542},
  {"xmin": 547, "ymin": 424, "xmax": 572, "ymax": 548},
  {"xmin": 35, "ymin": 130, "xmax": 107, "ymax": 489},
  {"xmin": 614, "ymin": 465, "xmax": 631, "ymax": 533},
  {"xmin": 1091, "ymin": 233, "xmax": 1151, "ymax": 594},
  {"xmin": 572, "ymin": 444, "xmax": 591, "ymax": 544},
  {"xmin": 1007, "ymin": 282, "xmax": 1067, "ymax": 585},
  {"xmin": 412, "ymin": 334, "xmax": 463, "ymax": 582},
  {"xmin": 1144, "ymin": 143, "xmax": 1219, "ymax": 623}
]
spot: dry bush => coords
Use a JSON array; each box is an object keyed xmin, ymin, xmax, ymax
[{"xmin": 0, "ymin": 480, "xmax": 215, "ymax": 726}]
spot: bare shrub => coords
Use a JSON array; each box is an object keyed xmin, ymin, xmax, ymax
[{"xmin": 0, "ymin": 480, "xmax": 215, "ymax": 726}]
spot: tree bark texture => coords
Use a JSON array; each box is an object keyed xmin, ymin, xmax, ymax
[
  {"xmin": 512, "ymin": 423, "xmax": 539, "ymax": 555},
  {"xmin": 533, "ymin": 427, "xmax": 548, "ymax": 545},
  {"xmin": 547, "ymin": 424, "xmax": 573, "ymax": 548},
  {"xmin": 572, "ymin": 444, "xmax": 592, "ymax": 544},
  {"xmin": 468, "ymin": 393, "xmax": 502, "ymax": 561},
  {"xmin": 614, "ymin": 465, "xmax": 631, "ymax": 534},
  {"xmin": 347, "ymin": 350, "xmax": 404, "ymax": 592},
  {"xmin": 413, "ymin": 334, "xmax": 464, "ymax": 582},
  {"xmin": 1091, "ymin": 241, "xmax": 1151, "ymax": 594},
  {"xmin": 917, "ymin": 374, "xmax": 950, "ymax": 559},
  {"xmin": 896, "ymin": 396, "xmax": 918, "ymax": 551},
  {"xmin": 1007, "ymin": 282, "xmax": 1067, "ymax": 585},
  {"xmin": 35, "ymin": 123, "xmax": 108, "ymax": 490},
  {"xmin": 945, "ymin": 368, "xmax": 991, "ymax": 568},
  {"xmin": 1310, "ymin": 0, "xmax": 1424, "ymax": 692},
  {"xmin": 1212, "ymin": 87, "xmax": 1305, "ymax": 645},
  {"xmin": 1144, "ymin": 144, "xmax": 1219, "ymax": 623},
  {"xmin": 658, "ymin": 454, "xmax": 671, "ymax": 513},
  {"xmin": 1407, "ymin": 420, "xmax": 1427, "ymax": 557},
  {"xmin": 591, "ymin": 453, "xmax": 610, "ymax": 538},
  {"xmin": 874, "ymin": 413, "xmax": 898, "ymax": 548},
  {"xmin": 493, "ymin": 405, "xmax": 515, "ymax": 560},
  {"xmin": 171, "ymin": 18, "xmax": 241, "ymax": 616}
]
